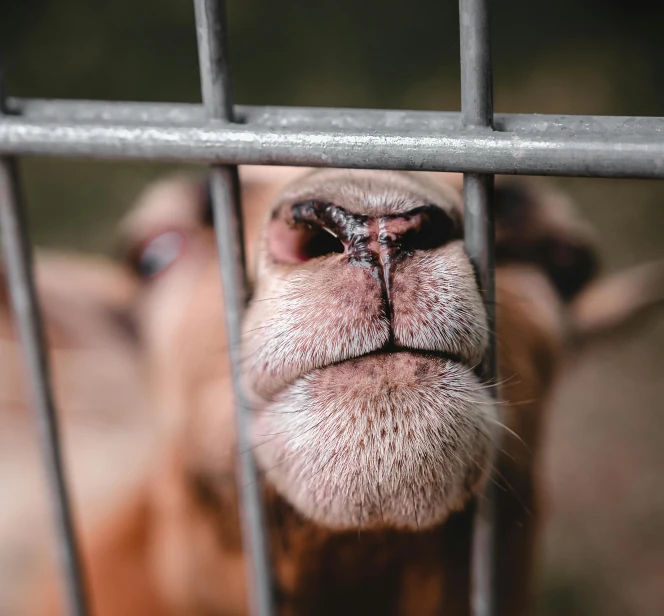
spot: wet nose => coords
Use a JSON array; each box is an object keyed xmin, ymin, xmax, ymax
[
  {"xmin": 267, "ymin": 200, "xmax": 459, "ymax": 265},
  {"xmin": 371, "ymin": 206, "xmax": 459, "ymax": 256},
  {"xmin": 298, "ymin": 201, "xmax": 458, "ymax": 258}
]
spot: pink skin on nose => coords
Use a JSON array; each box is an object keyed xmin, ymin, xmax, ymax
[{"xmin": 269, "ymin": 200, "xmax": 456, "ymax": 306}]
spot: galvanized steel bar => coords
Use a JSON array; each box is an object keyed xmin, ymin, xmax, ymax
[
  {"xmin": 459, "ymin": 0, "xmax": 493, "ymax": 129},
  {"xmin": 459, "ymin": 0, "xmax": 499, "ymax": 615},
  {"xmin": 193, "ymin": 1, "xmax": 274, "ymax": 615},
  {"xmin": 465, "ymin": 171, "xmax": 499, "ymax": 616},
  {"xmin": 8, "ymin": 98, "xmax": 664, "ymax": 135},
  {"xmin": 0, "ymin": 117, "xmax": 663, "ymax": 178},
  {"xmin": 0, "ymin": 96, "xmax": 89, "ymax": 616}
]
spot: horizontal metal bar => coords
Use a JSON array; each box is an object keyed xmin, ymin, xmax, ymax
[
  {"xmin": 0, "ymin": 116, "xmax": 663, "ymax": 178},
  {"xmin": 7, "ymin": 97, "xmax": 664, "ymax": 135}
]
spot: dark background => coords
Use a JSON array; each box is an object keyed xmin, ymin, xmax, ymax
[{"xmin": 2, "ymin": 1, "xmax": 664, "ymax": 614}]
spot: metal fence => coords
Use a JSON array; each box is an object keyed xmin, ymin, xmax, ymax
[{"xmin": 0, "ymin": 0, "xmax": 662, "ymax": 615}]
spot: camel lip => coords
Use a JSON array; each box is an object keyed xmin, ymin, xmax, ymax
[
  {"xmin": 322, "ymin": 345, "xmax": 469, "ymax": 373},
  {"xmin": 247, "ymin": 344, "xmax": 474, "ymax": 406}
]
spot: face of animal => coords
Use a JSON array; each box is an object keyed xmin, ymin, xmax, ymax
[
  {"xmin": 121, "ymin": 167, "xmax": 604, "ymax": 535},
  {"xmin": 13, "ymin": 167, "xmax": 663, "ymax": 616},
  {"xmin": 244, "ymin": 170, "xmax": 493, "ymax": 530}
]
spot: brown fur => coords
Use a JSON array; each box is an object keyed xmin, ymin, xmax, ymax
[
  {"xmin": 0, "ymin": 252, "xmax": 150, "ymax": 616},
  {"xmin": 32, "ymin": 167, "xmax": 658, "ymax": 615}
]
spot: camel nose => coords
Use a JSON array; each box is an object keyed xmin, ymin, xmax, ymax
[
  {"xmin": 267, "ymin": 200, "xmax": 459, "ymax": 265},
  {"xmin": 371, "ymin": 206, "xmax": 459, "ymax": 255}
]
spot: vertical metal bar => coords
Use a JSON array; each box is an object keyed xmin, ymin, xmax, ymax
[
  {"xmin": 459, "ymin": 1, "xmax": 498, "ymax": 616},
  {"xmin": 0, "ymin": 81, "xmax": 89, "ymax": 616},
  {"xmin": 193, "ymin": 2, "xmax": 274, "ymax": 615},
  {"xmin": 459, "ymin": 0, "xmax": 494, "ymax": 129}
]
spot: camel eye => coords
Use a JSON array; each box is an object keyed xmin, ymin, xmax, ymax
[{"xmin": 134, "ymin": 231, "xmax": 186, "ymax": 279}]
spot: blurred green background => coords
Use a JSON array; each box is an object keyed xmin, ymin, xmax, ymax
[{"xmin": 2, "ymin": 1, "xmax": 664, "ymax": 614}]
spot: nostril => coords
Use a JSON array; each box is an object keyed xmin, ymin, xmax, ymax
[
  {"xmin": 266, "ymin": 202, "xmax": 458, "ymax": 264},
  {"xmin": 267, "ymin": 218, "xmax": 345, "ymax": 264},
  {"xmin": 396, "ymin": 206, "xmax": 460, "ymax": 252}
]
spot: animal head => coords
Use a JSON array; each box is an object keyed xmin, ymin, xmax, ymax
[
  {"xmin": 7, "ymin": 168, "xmax": 663, "ymax": 616},
  {"xmin": 117, "ymin": 167, "xmax": 662, "ymax": 535},
  {"xmin": 243, "ymin": 170, "xmax": 492, "ymax": 530}
]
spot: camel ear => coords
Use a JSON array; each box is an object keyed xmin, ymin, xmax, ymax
[
  {"xmin": 568, "ymin": 259, "xmax": 664, "ymax": 346},
  {"xmin": 492, "ymin": 182, "xmax": 599, "ymax": 301},
  {"xmin": 417, "ymin": 174, "xmax": 600, "ymax": 302}
]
